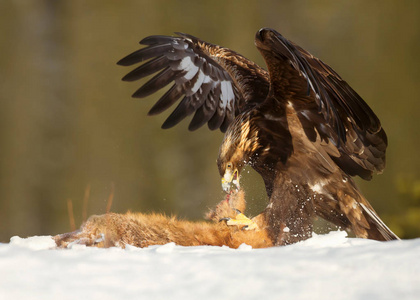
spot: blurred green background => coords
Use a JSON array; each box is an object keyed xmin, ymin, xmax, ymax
[{"xmin": 1, "ymin": 0, "xmax": 419, "ymax": 242}]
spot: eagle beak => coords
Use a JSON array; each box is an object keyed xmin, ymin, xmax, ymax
[{"xmin": 221, "ymin": 168, "xmax": 240, "ymax": 193}]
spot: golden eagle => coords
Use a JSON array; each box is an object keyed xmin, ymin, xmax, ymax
[{"xmin": 117, "ymin": 28, "xmax": 399, "ymax": 245}]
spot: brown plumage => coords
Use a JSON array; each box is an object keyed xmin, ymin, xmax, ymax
[
  {"xmin": 117, "ymin": 28, "xmax": 399, "ymax": 245},
  {"xmin": 54, "ymin": 191, "xmax": 273, "ymax": 249}
]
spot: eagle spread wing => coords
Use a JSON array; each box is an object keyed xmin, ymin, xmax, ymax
[
  {"xmin": 118, "ymin": 28, "xmax": 398, "ymax": 244},
  {"xmin": 254, "ymin": 28, "xmax": 387, "ymax": 180},
  {"xmin": 117, "ymin": 33, "xmax": 269, "ymax": 132}
]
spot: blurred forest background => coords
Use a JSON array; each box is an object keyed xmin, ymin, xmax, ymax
[{"xmin": 0, "ymin": 0, "xmax": 419, "ymax": 242}]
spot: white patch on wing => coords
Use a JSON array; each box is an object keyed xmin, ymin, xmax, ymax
[
  {"xmin": 220, "ymin": 80, "xmax": 231, "ymax": 108},
  {"xmin": 227, "ymin": 82, "xmax": 234, "ymax": 100},
  {"xmin": 218, "ymin": 80, "xmax": 235, "ymax": 108},
  {"xmin": 183, "ymin": 66, "xmax": 199, "ymax": 81},
  {"xmin": 191, "ymin": 71, "xmax": 205, "ymax": 94},
  {"xmin": 203, "ymin": 74, "xmax": 211, "ymax": 83},
  {"xmin": 178, "ymin": 56, "xmax": 192, "ymax": 69},
  {"xmin": 177, "ymin": 56, "xmax": 199, "ymax": 80}
]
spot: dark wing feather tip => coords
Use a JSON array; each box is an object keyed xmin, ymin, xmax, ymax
[
  {"xmin": 131, "ymin": 67, "xmax": 177, "ymax": 98},
  {"xmin": 117, "ymin": 44, "xmax": 173, "ymax": 66},
  {"xmin": 148, "ymin": 84, "xmax": 184, "ymax": 116},
  {"xmin": 122, "ymin": 56, "xmax": 169, "ymax": 82}
]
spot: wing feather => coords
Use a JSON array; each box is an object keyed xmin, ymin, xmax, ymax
[
  {"xmin": 122, "ymin": 56, "xmax": 169, "ymax": 82},
  {"xmin": 118, "ymin": 33, "xmax": 269, "ymax": 132},
  {"xmin": 256, "ymin": 28, "xmax": 387, "ymax": 178},
  {"xmin": 188, "ymin": 84, "xmax": 218, "ymax": 131},
  {"xmin": 117, "ymin": 44, "xmax": 173, "ymax": 66},
  {"xmin": 132, "ymin": 67, "xmax": 179, "ymax": 98},
  {"xmin": 161, "ymin": 96, "xmax": 195, "ymax": 129},
  {"xmin": 148, "ymin": 84, "xmax": 184, "ymax": 116}
]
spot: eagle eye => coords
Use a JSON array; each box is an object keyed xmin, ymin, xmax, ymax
[{"xmin": 227, "ymin": 162, "xmax": 233, "ymax": 169}]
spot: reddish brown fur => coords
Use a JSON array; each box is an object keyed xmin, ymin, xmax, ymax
[{"xmin": 54, "ymin": 190, "xmax": 273, "ymax": 249}]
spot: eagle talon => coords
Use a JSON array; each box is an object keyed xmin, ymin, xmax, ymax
[
  {"xmin": 233, "ymin": 208, "xmax": 242, "ymax": 214},
  {"xmin": 224, "ymin": 212, "xmax": 259, "ymax": 231},
  {"xmin": 219, "ymin": 217, "xmax": 231, "ymax": 223}
]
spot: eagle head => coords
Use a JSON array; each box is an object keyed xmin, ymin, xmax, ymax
[{"xmin": 217, "ymin": 114, "xmax": 261, "ymax": 193}]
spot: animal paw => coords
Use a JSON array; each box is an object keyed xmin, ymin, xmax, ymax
[
  {"xmin": 54, "ymin": 214, "xmax": 119, "ymax": 248},
  {"xmin": 54, "ymin": 230, "xmax": 105, "ymax": 248}
]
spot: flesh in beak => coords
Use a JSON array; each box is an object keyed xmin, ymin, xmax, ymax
[{"xmin": 221, "ymin": 168, "xmax": 240, "ymax": 193}]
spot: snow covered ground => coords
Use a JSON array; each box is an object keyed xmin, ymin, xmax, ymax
[{"xmin": 0, "ymin": 231, "xmax": 419, "ymax": 300}]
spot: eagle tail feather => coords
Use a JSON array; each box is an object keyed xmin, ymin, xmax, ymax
[{"xmin": 359, "ymin": 203, "xmax": 400, "ymax": 241}]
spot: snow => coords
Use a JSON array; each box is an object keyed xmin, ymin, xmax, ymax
[{"xmin": 0, "ymin": 231, "xmax": 419, "ymax": 300}]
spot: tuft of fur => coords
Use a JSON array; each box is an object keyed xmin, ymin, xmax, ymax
[{"xmin": 54, "ymin": 190, "xmax": 273, "ymax": 249}]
